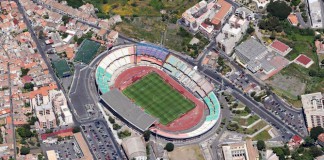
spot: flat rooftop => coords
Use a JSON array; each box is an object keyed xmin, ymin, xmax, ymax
[{"xmin": 101, "ymin": 89, "xmax": 157, "ymax": 131}]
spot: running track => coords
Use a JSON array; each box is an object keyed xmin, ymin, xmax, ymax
[{"xmin": 113, "ymin": 66, "xmax": 206, "ymax": 132}]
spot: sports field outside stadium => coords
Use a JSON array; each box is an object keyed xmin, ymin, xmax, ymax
[{"xmin": 122, "ymin": 72, "xmax": 195, "ymax": 125}]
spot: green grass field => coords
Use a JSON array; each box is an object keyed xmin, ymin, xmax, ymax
[
  {"xmin": 74, "ymin": 39, "xmax": 100, "ymax": 64},
  {"xmin": 52, "ymin": 59, "xmax": 71, "ymax": 78},
  {"xmin": 122, "ymin": 72, "xmax": 195, "ymax": 125}
]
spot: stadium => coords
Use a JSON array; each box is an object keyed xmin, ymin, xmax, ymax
[{"xmin": 95, "ymin": 43, "xmax": 221, "ymax": 139}]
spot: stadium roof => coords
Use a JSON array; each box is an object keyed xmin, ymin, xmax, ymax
[
  {"xmin": 235, "ymin": 38, "xmax": 267, "ymax": 61},
  {"xmin": 101, "ymin": 89, "xmax": 157, "ymax": 131}
]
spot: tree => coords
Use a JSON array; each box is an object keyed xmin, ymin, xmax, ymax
[
  {"xmin": 164, "ymin": 143, "xmax": 174, "ymax": 152},
  {"xmin": 20, "ymin": 68, "xmax": 30, "ymax": 77},
  {"xmin": 247, "ymin": 27, "xmax": 255, "ymax": 34},
  {"xmin": 113, "ymin": 124, "xmax": 121, "ymax": 130},
  {"xmin": 267, "ymin": 1, "xmax": 292, "ymax": 20},
  {"xmin": 62, "ymin": 15, "xmax": 70, "ymax": 25},
  {"xmin": 38, "ymin": 154, "xmax": 45, "ymax": 160},
  {"xmin": 38, "ymin": 30, "xmax": 44, "ymax": 39},
  {"xmin": 17, "ymin": 125, "xmax": 33, "ymax": 138},
  {"xmin": 23, "ymin": 83, "xmax": 34, "ymax": 92},
  {"xmin": 304, "ymin": 136, "xmax": 315, "ymax": 146},
  {"xmin": 244, "ymin": 106, "xmax": 251, "ymax": 113},
  {"xmin": 72, "ymin": 126, "xmax": 81, "ymax": 133},
  {"xmin": 20, "ymin": 146, "xmax": 30, "ymax": 155},
  {"xmin": 257, "ymin": 140, "xmax": 266, "ymax": 150},
  {"xmin": 109, "ymin": 117, "xmax": 115, "ymax": 124},
  {"xmin": 309, "ymin": 69, "xmax": 318, "ymax": 77},
  {"xmin": 143, "ymin": 130, "xmax": 151, "ymax": 142},
  {"xmin": 272, "ymin": 147, "xmax": 285, "ymax": 160},
  {"xmin": 310, "ymin": 126, "xmax": 324, "ymax": 140},
  {"xmin": 310, "ymin": 146, "xmax": 323, "ymax": 157},
  {"xmin": 28, "ymin": 116, "xmax": 38, "ymax": 125}
]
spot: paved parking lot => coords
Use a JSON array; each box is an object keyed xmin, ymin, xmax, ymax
[
  {"xmin": 82, "ymin": 120, "xmax": 124, "ymax": 160},
  {"xmin": 42, "ymin": 138, "xmax": 83, "ymax": 159},
  {"xmin": 264, "ymin": 96, "xmax": 308, "ymax": 137}
]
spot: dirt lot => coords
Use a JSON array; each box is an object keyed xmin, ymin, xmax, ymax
[
  {"xmin": 168, "ymin": 145, "xmax": 204, "ymax": 160},
  {"xmin": 266, "ymin": 73, "xmax": 306, "ymax": 107},
  {"xmin": 267, "ymin": 74, "xmax": 306, "ymax": 98}
]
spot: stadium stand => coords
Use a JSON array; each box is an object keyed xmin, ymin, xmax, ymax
[
  {"xmin": 136, "ymin": 43, "xmax": 169, "ymax": 61},
  {"xmin": 96, "ymin": 44, "xmax": 221, "ymax": 139},
  {"xmin": 96, "ymin": 46, "xmax": 135, "ymax": 94}
]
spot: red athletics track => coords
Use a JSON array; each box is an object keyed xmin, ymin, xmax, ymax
[{"xmin": 113, "ymin": 66, "xmax": 206, "ymax": 132}]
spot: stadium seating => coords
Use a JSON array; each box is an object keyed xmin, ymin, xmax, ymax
[
  {"xmin": 96, "ymin": 44, "xmax": 222, "ymax": 139},
  {"xmin": 136, "ymin": 43, "xmax": 169, "ymax": 61},
  {"xmin": 95, "ymin": 46, "xmax": 135, "ymax": 94},
  {"xmin": 204, "ymin": 92, "xmax": 221, "ymax": 121}
]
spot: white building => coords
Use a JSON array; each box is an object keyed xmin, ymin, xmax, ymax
[
  {"xmin": 301, "ymin": 92, "xmax": 324, "ymax": 130},
  {"xmin": 60, "ymin": 105, "xmax": 73, "ymax": 125},
  {"xmin": 35, "ymin": 103, "xmax": 57, "ymax": 129},
  {"xmin": 216, "ymin": 14, "xmax": 249, "ymax": 55},
  {"xmin": 50, "ymin": 90, "xmax": 73, "ymax": 125},
  {"xmin": 222, "ymin": 139, "xmax": 259, "ymax": 160},
  {"xmin": 308, "ymin": 0, "xmax": 324, "ymax": 28},
  {"xmin": 122, "ymin": 136, "xmax": 147, "ymax": 160}
]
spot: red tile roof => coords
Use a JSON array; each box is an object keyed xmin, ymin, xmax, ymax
[
  {"xmin": 296, "ymin": 54, "xmax": 312, "ymax": 65},
  {"xmin": 271, "ymin": 40, "xmax": 290, "ymax": 53},
  {"xmin": 291, "ymin": 135, "xmax": 302, "ymax": 143},
  {"xmin": 41, "ymin": 128, "xmax": 73, "ymax": 140},
  {"xmin": 287, "ymin": 14, "xmax": 298, "ymax": 25},
  {"xmin": 211, "ymin": 0, "xmax": 232, "ymax": 26}
]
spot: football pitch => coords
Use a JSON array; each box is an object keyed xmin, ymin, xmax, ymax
[{"xmin": 122, "ymin": 72, "xmax": 195, "ymax": 125}]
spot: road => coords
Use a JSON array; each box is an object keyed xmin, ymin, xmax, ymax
[
  {"xmin": 0, "ymin": 33, "xmax": 17, "ymax": 159},
  {"xmin": 8, "ymin": 63, "xmax": 17, "ymax": 159}
]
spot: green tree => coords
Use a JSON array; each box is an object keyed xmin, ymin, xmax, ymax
[
  {"xmin": 72, "ymin": 126, "xmax": 81, "ymax": 133},
  {"xmin": 257, "ymin": 140, "xmax": 266, "ymax": 150},
  {"xmin": 113, "ymin": 124, "xmax": 121, "ymax": 130},
  {"xmin": 20, "ymin": 68, "xmax": 30, "ymax": 77},
  {"xmin": 28, "ymin": 116, "xmax": 38, "ymax": 125},
  {"xmin": 310, "ymin": 146, "xmax": 323, "ymax": 157},
  {"xmin": 20, "ymin": 146, "xmax": 30, "ymax": 155},
  {"xmin": 304, "ymin": 136, "xmax": 315, "ymax": 146},
  {"xmin": 267, "ymin": 1, "xmax": 292, "ymax": 20},
  {"xmin": 17, "ymin": 125, "xmax": 33, "ymax": 138},
  {"xmin": 309, "ymin": 69, "xmax": 318, "ymax": 77},
  {"xmin": 23, "ymin": 83, "xmax": 34, "ymax": 92},
  {"xmin": 164, "ymin": 143, "xmax": 174, "ymax": 152},
  {"xmin": 272, "ymin": 147, "xmax": 285, "ymax": 160},
  {"xmin": 247, "ymin": 27, "xmax": 255, "ymax": 34},
  {"xmin": 109, "ymin": 117, "xmax": 115, "ymax": 124},
  {"xmin": 38, "ymin": 154, "xmax": 44, "ymax": 160},
  {"xmin": 310, "ymin": 126, "xmax": 324, "ymax": 140},
  {"xmin": 143, "ymin": 130, "xmax": 151, "ymax": 142},
  {"xmin": 62, "ymin": 15, "xmax": 70, "ymax": 25}
]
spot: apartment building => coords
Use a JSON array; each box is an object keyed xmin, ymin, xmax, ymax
[
  {"xmin": 301, "ymin": 92, "xmax": 324, "ymax": 130},
  {"xmin": 35, "ymin": 103, "xmax": 57, "ymax": 129},
  {"xmin": 216, "ymin": 14, "xmax": 249, "ymax": 55},
  {"xmin": 222, "ymin": 140, "xmax": 259, "ymax": 160}
]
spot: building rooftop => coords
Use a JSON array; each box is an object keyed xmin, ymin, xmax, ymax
[
  {"xmin": 211, "ymin": 0, "xmax": 232, "ymax": 26},
  {"xmin": 235, "ymin": 38, "xmax": 267, "ymax": 61},
  {"xmin": 287, "ymin": 14, "xmax": 298, "ymax": 25},
  {"xmin": 100, "ymin": 89, "xmax": 157, "ymax": 131},
  {"xmin": 270, "ymin": 40, "xmax": 290, "ymax": 54},
  {"xmin": 122, "ymin": 136, "xmax": 146, "ymax": 159},
  {"xmin": 46, "ymin": 150, "xmax": 57, "ymax": 160},
  {"xmin": 74, "ymin": 132, "xmax": 93, "ymax": 160},
  {"xmin": 295, "ymin": 54, "xmax": 312, "ymax": 65}
]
